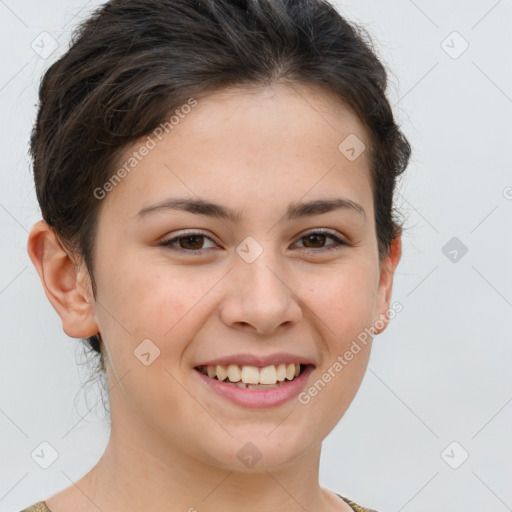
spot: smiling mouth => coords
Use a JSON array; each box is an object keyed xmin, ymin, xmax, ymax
[{"xmin": 194, "ymin": 363, "xmax": 310, "ymax": 389}]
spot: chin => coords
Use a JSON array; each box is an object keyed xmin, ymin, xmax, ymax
[{"xmin": 199, "ymin": 431, "xmax": 315, "ymax": 473}]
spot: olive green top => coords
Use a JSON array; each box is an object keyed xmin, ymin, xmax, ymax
[{"xmin": 19, "ymin": 493, "xmax": 378, "ymax": 512}]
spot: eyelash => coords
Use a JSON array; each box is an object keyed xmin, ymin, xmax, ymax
[{"xmin": 159, "ymin": 229, "xmax": 348, "ymax": 255}]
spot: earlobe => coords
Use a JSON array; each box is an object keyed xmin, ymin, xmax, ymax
[
  {"xmin": 27, "ymin": 220, "xmax": 99, "ymax": 339},
  {"xmin": 374, "ymin": 234, "xmax": 402, "ymax": 334}
]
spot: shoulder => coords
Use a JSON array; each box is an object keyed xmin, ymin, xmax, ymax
[
  {"xmin": 19, "ymin": 501, "xmax": 52, "ymax": 512},
  {"xmin": 337, "ymin": 493, "xmax": 380, "ymax": 512}
]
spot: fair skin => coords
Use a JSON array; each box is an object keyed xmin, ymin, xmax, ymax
[{"xmin": 28, "ymin": 82, "xmax": 401, "ymax": 512}]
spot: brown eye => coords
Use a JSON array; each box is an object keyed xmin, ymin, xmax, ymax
[
  {"xmin": 160, "ymin": 231, "xmax": 217, "ymax": 253},
  {"xmin": 302, "ymin": 233, "xmax": 327, "ymax": 249},
  {"xmin": 178, "ymin": 234, "xmax": 205, "ymax": 250},
  {"xmin": 294, "ymin": 230, "xmax": 347, "ymax": 252}
]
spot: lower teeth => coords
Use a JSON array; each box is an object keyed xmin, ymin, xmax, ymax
[{"xmin": 223, "ymin": 380, "xmax": 291, "ymax": 389}]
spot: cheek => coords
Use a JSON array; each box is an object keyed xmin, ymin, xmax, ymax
[
  {"xmin": 95, "ymin": 253, "xmax": 226, "ymax": 369},
  {"xmin": 300, "ymin": 273, "xmax": 375, "ymax": 430},
  {"xmin": 309, "ymin": 262, "xmax": 379, "ymax": 341},
  {"xmin": 302, "ymin": 264, "xmax": 377, "ymax": 408}
]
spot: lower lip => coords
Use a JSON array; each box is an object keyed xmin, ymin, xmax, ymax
[{"xmin": 194, "ymin": 365, "xmax": 314, "ymax": 409}]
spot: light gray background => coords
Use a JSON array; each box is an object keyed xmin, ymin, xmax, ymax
[{"xmin": 1, "ymin": 1, "xmax": 511, "ymax": 511}]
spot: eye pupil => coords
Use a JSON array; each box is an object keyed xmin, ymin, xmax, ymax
[
  {"xmin": 181, "ymin": 235, "xmax": 203, "ymax": 250},
  {"xmin": 304, "ymin": 234, "xmax": 326, "ymax": 248}
]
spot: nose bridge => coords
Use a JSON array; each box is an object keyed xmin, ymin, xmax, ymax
[
  {"xmin": 244, "ymin": 252, "xmax": 287, "ymax": 301},
  {"xmin": 220, "ymin": 241, "xmax": 302, "ymax": 334}
]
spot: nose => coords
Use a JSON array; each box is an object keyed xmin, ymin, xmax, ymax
[{"xmin": 219, "ymin": 254, "xmax": 303, "ymax": 335}]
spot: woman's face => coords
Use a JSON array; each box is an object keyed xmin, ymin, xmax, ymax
[{"xmin": 68, "ymin": 83, "xmax": 400, "ymax": 470}]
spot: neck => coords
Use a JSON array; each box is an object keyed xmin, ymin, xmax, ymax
[{"xmin": 65, "ymin": 416, "xmax": 346, "ymax": 512}]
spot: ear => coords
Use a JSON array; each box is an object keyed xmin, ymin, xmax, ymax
[
  {"xmin": 27, "ymin": 220, "xmax": 99, "ymax": 339},
  {"xmin": 374, "ymin": 232, "xmax": 402, "ymax": 334}
]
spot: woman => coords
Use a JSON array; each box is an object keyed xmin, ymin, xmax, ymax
[{"xmin": 24, "ymin": 0, "xmax": 410, "ymax": 510}]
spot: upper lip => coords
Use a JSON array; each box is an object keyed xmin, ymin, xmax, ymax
[{"xmin": 194, "ymin": 353, "xmax": 315, "ymax": 368}]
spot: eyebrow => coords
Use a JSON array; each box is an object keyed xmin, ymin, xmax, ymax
[{"xmin": 136, "ymin": 197, "xmax": 366, "ymax": 222}]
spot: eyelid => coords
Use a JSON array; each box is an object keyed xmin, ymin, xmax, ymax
[{"xmin": 296, "ymin": 227, "xmax": 344, "ymax": 240}]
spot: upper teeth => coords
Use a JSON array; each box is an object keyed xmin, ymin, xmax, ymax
[{"xmin": 200, "ymin": 363, "xmax": 301, "ymax": 385}]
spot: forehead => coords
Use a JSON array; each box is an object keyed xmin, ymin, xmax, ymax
[
  {"xmin": 182, "ymin": 81, "xmax": 369, "ymax": 144},
  {"xmin": 99, "ymin": 82, "xmax": 373, "ymax": 222}
]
